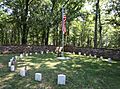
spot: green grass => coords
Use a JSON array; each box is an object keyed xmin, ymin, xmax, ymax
[{"xmin": 0, "ymin": 53, "xmax": 120, "ymax": 89}]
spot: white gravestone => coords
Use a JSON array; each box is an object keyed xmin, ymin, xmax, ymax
[
  {"xmin": 25, "ymin": 53, "xmax": 28, "ymax": 56},
  {"xmin": 20, "ymin": 68, "xmax": 26, "ymax": 77},
  {"xmin": 20, "ymin": 54, "xmax": 23, "ymax": 58},
  {"xmin": 8, "ymin": 62, "xmax": 11, "ymax": 67},
  {"xmin": 35, "ymin": 52, "xmax": 38, "ymax": 55},
  {"xmin": 94, "ymin": 55, "xmax": 97, "ymax": 58},
  {"xmin": 51, "ymin": 51, "xmax": 53, "ymax": 53},
  {"xmin": 11, "ymin": 65, "xmax": 15, "ymax": 71},
  {"xmin": 108, "ymin": 58, "xmax": 112, "ymax": 63},
  {"xmin": 73, "ymin": 52, "xmax": 75, "ymax": 54},
  {"xmin": 41, "ymin": 51, "xmax": 43, "ymax": 54},
  {"xmin": 35, "ymin": 73, "xmax": 42, "ymax": 81},
  {"xmin": 89, "ymin": 54, "xmax": 92, "ymax": 57},
  {"xmin": 58, "ymin": 74, "xmax": 66, "ymax": 85},
  {"xmin": 30, "ymin": 53, "xmax": 32, "ymax": 55},
  {"xmin": 100, "ymin": 56, "xmax": 103, "ymax": 59},
  {"xmin": 46, "ymin": 50, "xmax": 49, "ymax": 53},
  {"xmin": 79, "ymin": 52, "xmax": 81, "ymax": 55},
  {"xmin": 84, "ymin": 53, "xmax": 86, "ymax": 56}
]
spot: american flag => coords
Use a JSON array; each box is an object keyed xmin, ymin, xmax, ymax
[{"xmin": 62, "ymin": 14, "xmax": 66, "ymax": 34}]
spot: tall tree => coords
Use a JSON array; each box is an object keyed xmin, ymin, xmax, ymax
[{"xmin": 94, "ymin": 0, "xmax": 99, "ymax": 48}]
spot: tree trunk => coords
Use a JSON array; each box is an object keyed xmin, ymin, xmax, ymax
[
  {"xmin": 98, "ymin": 6, "xmax": 102, "ymax": 48},
  {"xmin": 21, "ymin": 0, "xmax": 29, "ymax": 45},
  {"xmin": 94, "ymin": 0, "xmax": 99, "ymax": 48},
  {"xmin": 41, "ymin": 30, "xmax": 46, "ymax": 45},
  {"xmin": 0, "ymin": 28, "xmax": 4, "ymax": 45},
  {"xmin": 45, "ymin": 27, "xmax": 50, "ymax": 45}
]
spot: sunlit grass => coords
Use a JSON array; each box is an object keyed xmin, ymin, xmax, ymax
[{"xmin": 0, "ymin": 53, "xmax": 120, "ymax": 89}]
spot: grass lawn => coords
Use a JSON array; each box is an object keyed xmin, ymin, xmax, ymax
[{"xmin": 0, "ymin": 53, "xmax": 120, "ymax": 89}]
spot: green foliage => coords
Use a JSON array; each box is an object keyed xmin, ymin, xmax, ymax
[{"xmin": 0, "ymin": 0, "xmax": 119, "ymax": 48}]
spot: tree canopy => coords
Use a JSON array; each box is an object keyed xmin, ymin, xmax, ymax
[{"xmin": 0, "ymin": 0, "xmax": 119, "ymax": 48}]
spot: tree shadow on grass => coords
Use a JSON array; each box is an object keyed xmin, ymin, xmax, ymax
[{"xmin": 0, "ymin": 53, "xmax": 120, "ymax": 89}]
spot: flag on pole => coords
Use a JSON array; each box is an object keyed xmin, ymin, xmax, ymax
[{"xmin": 62, "ymin": 14, "xmax": 66, "ymax": 34}]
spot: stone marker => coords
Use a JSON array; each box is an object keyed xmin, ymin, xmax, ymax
[
  {"xmin": 35, "ymin": 52, "xmax": 38, "ymax": 55},
  {"xmin": 100, "ymin": 56, "xmax": 103, "ymax": 59},
  {"xmin": 30, "ymin": 53, "xmax": 32, "ymax": 55},
  {"xmin": 35, "ymin": 73, "xmax": 42, "ymax": 81},
  {"xmin": 51, "ymin": 51, "xmax": 53, "ymax": 53},
  {"xmin": 10, "ymin": 65, "xmax": 15, "ymax": 71},
  {"xmin": 58, "ymin": 74, "xmax": 66, "ymax": 85},
  {"xmin": 79, "ymin": 52, "xmax": 81, "ymax": 55},
  {"xmin": 84, "ymin": 53, "xmax": 86, "ymax": 56},
  {"xmin": 108, "ymin": 58, "xmax": 112, "ymax": 63},
  {"xmin": 20, "ymin": 54, "xmax": 23, "ymax": 58},
  {"xmin": 8, "ymin": 62, "xmax": 11, "ymax": 67},
  {"xmin": 25, "ymin": 53, "xmax": 28, "ymax": 56},
  {"xmin": 89, "ymin": 54, "xmax": 92, "ymax": 57},
  {"xmin": 94, "ymin": 55, "xmax": 97, "ymax": 58},
  {"xmin": 73, "ymin": 52, "xmax": 75, "ymax": 54},
  {"xmin": 41, "ymin": 51, "xmax": 43, "ymax": 54},
  {"xmin": 20, "ymin": 68, "xmax": 26, "ymax": 77},
  {"xmin": 46, "ymin": 50, "xmax": 49, "ymax": 54}
]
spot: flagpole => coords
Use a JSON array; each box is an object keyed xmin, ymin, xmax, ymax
[{"xmin": 62, "ymin": 6, "xmax": 64, "ymax": 57}]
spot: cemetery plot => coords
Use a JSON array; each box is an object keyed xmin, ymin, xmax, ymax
[{"xmin": 0, "ymin": 53, "xmax": 120, "ymax": 89}]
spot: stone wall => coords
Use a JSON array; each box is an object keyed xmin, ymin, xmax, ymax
[
  {"xmin": 0, "ymin": 45, "xmax": 120, "ymax": 60},
  {"xmin": 65, "ymin": 47, "xmax": 120, "ymax": 60},
  {"xmin": 0, "ymin": 45, "xmax": 56, "ymax": 53}
]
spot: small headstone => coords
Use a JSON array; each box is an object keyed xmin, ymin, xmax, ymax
[
  {"xmin": 20, "ymin": 68, "xmax": 26, "ymax": 77},
  {"xmin": 30, "ymin": 53, "xmax": 32, "ymax": 55},
  {"xmin": 35, "ymin": 52, "xmax": 38, "ymax": 55},
  {"xmin": 20, "ymin": 54, "xmax": 23, "ymax": 58},
  {"xmin": 89, "ymin": 54, "xmax": 92, "ymax": 57},
  {"xmin": 73, "ymin": 52, "xmax": 75, "ymax": 54},
  {"xmin": 58, "ymin": 74, "xmax": 66, "ymax": 85},
  {"xmin": 94, "ymin": 55, "xmax": 97, "ymax": 58},
  {"xmin": 108, "ymin": 58, "xmax": 112, "ymax": 63},
  {"xmin": 10, "ymin": 65, "xmax": 15, "ymax": 71},
  {"xmin": 79, "ymin": 52, "xmax": 81, "ymax": 55},
  {"xmin": 25, "ymin": 53, "xmax": 28, "ymax": 56},
  {"xmin": 41, "ymin": 51, "xmax": 43, "ymax": 54},
  {"xmin": 8, "ymin": 62, "xmax": 11, "ymax": 67},
  {"xmin": 51, "ymin": 51, "xmax": 53, "ymax": 53},
  {"xmin": 35, "ymin": 73, "xmax": 42, "ymax": 81},
  {"xmin": 84, "ymin": 53, "xmax": 86, "ymax": 56},
  {"xmin": 100, "ymin": 56, "xmax": 103, "ymax": 59},
  {"xmin": 46, "ymin": 50, "xmax": 49, "ymax": 54}
]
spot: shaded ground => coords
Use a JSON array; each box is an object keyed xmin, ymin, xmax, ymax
[{"xmin": 0, "ymin": 53, "xmax": 120, "ymax": 89}]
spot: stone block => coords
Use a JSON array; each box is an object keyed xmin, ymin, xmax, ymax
[
  {"xmin": 58, "ymin": 74, "xmax": 66, "ymax": 85},
  {"xmin": 20, "ymin": 69, "xmax": 26, "ymax": 77},
  {"xmin": 35, "ymin": 73, "xmax": 42, "ymax": 81},
  {"xmin": 11, "ymin": 65, "xmax": 15, "ymax": 71}
]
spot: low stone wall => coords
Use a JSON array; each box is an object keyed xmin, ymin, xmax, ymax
[
  {"xmin": 65, "ymin": 47, "xmax": 120, "ymax": 60},
  {"xmin": 0, "ymin": 45, "xmax": 120, "ymax": 60},
  {"xmin": 0, "ymin": 45, "xmax": 56, "ymax": 54}
]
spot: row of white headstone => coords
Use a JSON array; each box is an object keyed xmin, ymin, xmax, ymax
[
  {"xmin": 9, "ymin": 52, "xmax": 66, "ymax": 85},
  {"xmin": 9, "ymin": 65, "xmax": 66, "ymax": 85},
  {"xmin": 78, "ymin": 52, "xmax": 112, "ymax": 63},
  {"xmin": 20, "ymin": 70, "xmax": 66, "ymax": 85},
  {"xmin": 19, "ymin": 51, "xmax": 53, "ymax": 58}
]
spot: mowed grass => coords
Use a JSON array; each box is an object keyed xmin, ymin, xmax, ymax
[{"xmin": 0, "ymin": 53, "xmax": 120, "ymax": 89}]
